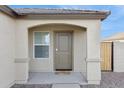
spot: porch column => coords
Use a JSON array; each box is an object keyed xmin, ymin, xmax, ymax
[
  {"xmin": 86, "ymin": 22, "xmax": 101, "ymax": 84},
  {"xmin": 15, "ymin": 25, "xmax": 29, "ymax": 84}
]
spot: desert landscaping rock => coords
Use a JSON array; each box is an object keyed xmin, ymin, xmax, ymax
[{"xmin": 81, "ymin": 72, "xmax": 124, "ymax": 88}]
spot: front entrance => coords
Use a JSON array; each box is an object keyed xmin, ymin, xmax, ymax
[{"xmin": 54, "ymin": 32, "xmax": 72, "ymax": 71}]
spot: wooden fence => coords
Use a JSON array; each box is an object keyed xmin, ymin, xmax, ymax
[{"xmin": 100, "ymin": 42, "xmax": 113, "ymax": 71}]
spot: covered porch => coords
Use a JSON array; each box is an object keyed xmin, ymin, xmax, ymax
[{"xmin": 15, "ymin": 21, "xmax": 101, "ymax": 85}]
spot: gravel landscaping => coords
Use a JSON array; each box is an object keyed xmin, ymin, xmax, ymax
[
  {"xmin": 81, "ymin": 72, "xmax": 124, "ymax": 88},
  {"xmin": 11, "ymin": 72, "xmax": 124, "ymax": 88}
]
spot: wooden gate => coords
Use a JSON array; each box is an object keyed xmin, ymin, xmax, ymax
[{"xmin": 100, "ymin": 42, "xmax": 113, "ymax": 71}]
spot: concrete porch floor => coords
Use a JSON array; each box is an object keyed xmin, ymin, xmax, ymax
[
  {"xmin": 11, "ymin": 72, "xmax": 124, "ymax": 88},
  {"xmin": 27, "ymin": 72, "xmax": 87, "ymax": 85}
]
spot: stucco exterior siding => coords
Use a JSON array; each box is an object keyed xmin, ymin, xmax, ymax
[
  {"xmin": 73, "ymin": 30, "xmax": 87, "ymax": 72},
  {"xmin": 0, "ymin": 12, "xmax": 15, "ymax": 87},
  {"xmin": 86, "ymin": 21, "xmax": 101, "ymax": 84},
  {"xmin": 0, "ymin": 6, "xmax": 110, "ymax": 86},
  {"xmin": 28, "ymin": 30, "xmax": 53, "ymax": 72},
  {"xmin": 15, "ymin": 19, "xmax": 101, "ymax": 84},
  {"xmin": 86, "ymin": 20, "xmax": 101, "ymax": 59},
  {"xmin": 0, "ymin": 17, "xmax": 101, "ymax": 86},
  {"xmin": 15, "ymin": 19, "xmax": 100, "ymax": 59}
]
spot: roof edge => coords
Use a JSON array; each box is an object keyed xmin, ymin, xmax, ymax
[
  {"xmin": 102, "ymin": 10, "xmax": 111, "ymax": 21},
  {"xmin": 0, "ymin": 5, "xmax": 18, "ymax": 18},
  {"xmin": 0, "ymin": 5, "xmax": 110, "ymax": 20}
]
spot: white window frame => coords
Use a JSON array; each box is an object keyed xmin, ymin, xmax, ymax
[{"xmin": 33, "ymin": 31, "xmax": 50, "ymax": 59}]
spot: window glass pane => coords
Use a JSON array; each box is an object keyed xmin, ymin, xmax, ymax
[
  {"xmin": 35, "ymin": 46, "xmax": 49, "ymax": 58},
  {"xmin": 35, "ymin": 32, "xmax": 42, "ymax": 44},
  {"xmin": 35, "ymin": 32, "xmax": 49, "ymax": 45},
  {"xmin": 41, "ymin": 32, "xmax": 49, "ymax": 45}
]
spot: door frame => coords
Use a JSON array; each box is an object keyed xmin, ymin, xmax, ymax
[{"xmin": 53, "ymin": 30, "xmax": 74, "ymax": 71}]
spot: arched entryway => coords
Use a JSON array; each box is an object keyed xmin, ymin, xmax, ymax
[
  {"xmin": 27, "ymin": 23, "xmax": 87, "ymax": 84},
  {"xmin": 28, "ymin": 23, "xmax": 87, "ymax": 71}
]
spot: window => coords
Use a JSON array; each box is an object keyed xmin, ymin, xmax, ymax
[{"xmin": 34, "ymin": 32, "xmax": 50, "ymax": 58}]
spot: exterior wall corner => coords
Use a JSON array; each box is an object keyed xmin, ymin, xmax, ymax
[{"xmin": 15, "ymin": 58, "xmax": 29, "ymax": 84}]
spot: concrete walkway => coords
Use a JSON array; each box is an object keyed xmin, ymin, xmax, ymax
[
  {"xmin": 27, "ymin": 72, "xmax": 87, "ymax": 85},
  {"xmin": 52, "ymin": 83, "xmax": 80, "ymax": 88}
]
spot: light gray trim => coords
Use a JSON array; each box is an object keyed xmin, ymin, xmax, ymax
[
  {"xmin": 14, "ymin": 8, "xmax": 110, "ymax": 20},
  {"xmin": 86, "ymin": 58, "xmax": 101, "ymax": 63},
  {"xmin": 16, "ymin": 14, "xmax": 109, "ymax": 20},
  {"xmin": 15, "ymin": 58, "xmax": 29, "ymax": 63},
  {"xmin": 13, "ymin": 8, "xmax": 110, "ymax": 15}
]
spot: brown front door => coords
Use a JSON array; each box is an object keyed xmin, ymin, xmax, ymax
[{"xmin": 55, "ymin": 32, "xmax": 72, "ymax": 71}]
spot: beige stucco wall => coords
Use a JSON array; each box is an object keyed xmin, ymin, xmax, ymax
[
  {"xmin": 15, "ymin": 19, "xmax": 101, "ymax": 60},
  {"xmin": 0, "ymin": 13, "xmax": 101, "ymax": 86},
  {"xmin": 0, "ymin": 12, "xmax": 15, "ymax": 87},
  {"xmin": 28, "ymin": 24, "xmax": 86, "ymax": 72},
  {"xmin": 73, "ymin": 29, "xmax": 87, "ymax": 72}
]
